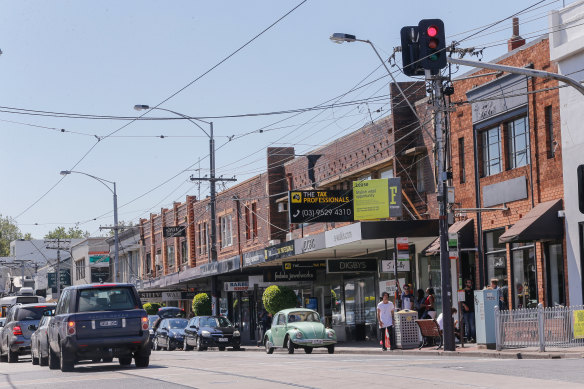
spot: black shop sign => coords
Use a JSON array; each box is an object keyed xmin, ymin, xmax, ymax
[
  {"xmin": 263, "ymin": 268, "xmax": 316, "ymax": 282},
  {"xmin": 288, "ymin": 190, "xmax": 353, "ymax": 224},
  {"xmin": 327, "ymin": 258, "xmax": 377, "ymax": 273},
  {"xmin": 163, "ymin": 226, "xmax": 186, "ymax": 238},
  {"xmin": 264, "ymin": 241, "xmax": 295, "ymax": 262}
]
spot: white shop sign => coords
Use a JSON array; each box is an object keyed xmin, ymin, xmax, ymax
[
  {"xmin": 381, "ymin": 259, "xmax": 410, "ymax": 272},
  {"xmin": 162, "ymin": 291, "xmax": 181, "ymax": 301},
  {"xmin": 224, "ymin": 281, "xmax": 251, "ymax": 292}
]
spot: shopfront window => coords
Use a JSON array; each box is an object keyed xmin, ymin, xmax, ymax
[
  {"xmin": 331, "ymin": 283, "xmax": 344, "ymax": 325},
  {"xmin": 511, "ymin": 243, "xmax": 537, "ymax": 308},
  {"xmin": 344, "ymin": 276, "xmax": 376, "ymax": 341},
  {"xmin": 485, "ymin": 229, "xmax": 508, "ymax": 308},
  {"xmin": 545, "ymin": 242, "xmax": 565, "ymax": 307}
]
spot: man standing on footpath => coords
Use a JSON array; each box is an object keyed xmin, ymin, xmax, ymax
[
  {"xmin": 462, "ymin": 279, "xmax": 476, "ymax": 342},
  {"xmin": 377, "ymin": 292, "xmax": 395, "ymax": 351},
  {"xmin": 401, "ymin": 284, "xmax": 414, "ymax": 310}
]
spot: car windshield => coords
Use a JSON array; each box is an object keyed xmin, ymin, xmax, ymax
[
  {"xmin": 77, "ymin": 287, "xmax": 137, "ymax": 312},
  {"xmin": 168, "ymin": 319, "xmax": 188, "ymax": 329},
  {"xmin": 287, "ymin": 311, "xmax": 320, "ymax": 323},
  {"xmin": 200, "ymin": 317, "xmax": 232, "ymax": 327},
  {"xmin": 15, "ymin": 307, "xmax": 48, "ymax": 321}
]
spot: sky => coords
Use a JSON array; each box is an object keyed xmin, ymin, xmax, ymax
[{"xmin": 0, "ymin": 0, "xmax": 569, "ymax": 239}]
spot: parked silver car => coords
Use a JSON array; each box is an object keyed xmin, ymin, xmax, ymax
[{"xmin": 30, "ymin": 314, "xmax": 53, "ymax": 366}]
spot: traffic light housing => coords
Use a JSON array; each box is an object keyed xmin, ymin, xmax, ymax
[
  {"xmin": 418, "ymin": 19, "xmax": 447, "ymax": 73},
  {"xmin": 400, "ymin": 26, "xmax": 424, "ymax": 77}
]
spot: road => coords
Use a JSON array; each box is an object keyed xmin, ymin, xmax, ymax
[{"xmin": 0, "ymin": 349, "xmax": 583, "ymax": 389}]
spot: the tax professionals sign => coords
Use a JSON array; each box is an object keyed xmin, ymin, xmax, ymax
[
  {"xmin": 288, "ymin": 190, "xmax": 353, "ymax": 224},
  {"xmin": 352, "ymin": 178, "xmax": 402, "ymax": 220},
  {"xmin": 327, "ymin": 258, "xmax": 377, "ymax": 273}
]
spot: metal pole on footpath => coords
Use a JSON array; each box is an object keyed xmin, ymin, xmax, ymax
[{"xmin": 538, "ymin": 303, "xmax": 545, "ymax": 352}]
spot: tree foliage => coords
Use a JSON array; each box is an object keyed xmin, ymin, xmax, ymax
[
  {"xmin": 143, "ymin": 302, "xmax": 164, "ymax": 315},
  {"xmin": 192, "ymin": 293, "xmax": 212, "ymax": 316},
  {"xmin": 44, "ymin": 226, "xmax": 90, "ymax": 239},
  {"xmin": 0, "ymin": 214, "xmax": 23, "ymax": 257},
  {"xmin": 262, "ymin": 285, "xmax": 297, "ymax": 315}
]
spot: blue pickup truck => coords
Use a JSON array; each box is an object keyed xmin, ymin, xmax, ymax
[{"xmin": 47, "ymin": 283, "xmax": 151, "ymax": 372}]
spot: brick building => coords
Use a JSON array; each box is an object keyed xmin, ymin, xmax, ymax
[{"xmin": 448, "ymin": 25, "xmax": 565, "ymax": 309}]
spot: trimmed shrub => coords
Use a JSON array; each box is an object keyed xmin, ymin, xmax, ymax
[
  {"xmin": 192, "ymin": 293, "xmax": 212, "ymax": 316},
  {"xmin": 262, "ymin": 285, "xmax": 297, "ymax": 315},
  {"xmin": 143, "ymin": 302, "xmax": 164, "ymax": 315}
]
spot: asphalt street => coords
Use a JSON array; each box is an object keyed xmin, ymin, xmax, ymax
[{"xmin": 0, "ymin": 349, "xmax": 583, "ymax": 389}]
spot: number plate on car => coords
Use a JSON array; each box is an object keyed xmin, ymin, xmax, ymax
[
  {"xmin": 218, "ymin": 337, "xmax": 228, "ymax": 342},
  {"xmin": 99, "ymin": 320, "xmax": 118, "ymax": 327},
  {"xmin": 311, "ymin": 339, "xmax": 323, "ymax": 344}
]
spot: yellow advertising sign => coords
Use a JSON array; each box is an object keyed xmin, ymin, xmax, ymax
[
  {"xmin": 574, "ymin": 310, "xmax": 584, "ymax": 339},
  {"xmin": 353, "ymin": 179, "xmax": 389, "ymax": 220}
]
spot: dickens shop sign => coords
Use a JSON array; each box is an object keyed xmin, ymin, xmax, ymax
[{"xmin": 327, "ymin": 258, "xmax": 377, "ymax": 273}]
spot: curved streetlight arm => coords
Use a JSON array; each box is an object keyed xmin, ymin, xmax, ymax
[
  {"xmin": 330, "ymin": 34, "xmax": 435, "ymax": 142},
  {"xmin": 133, "ymin": 105, "xmax": 210, "ymax": 138},
  {"xmin": 60, "ymin": 170, "xmax": 115, "ymax": 194}
]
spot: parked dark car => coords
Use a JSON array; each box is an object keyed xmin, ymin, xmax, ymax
[
  {"xmin": 0, "ymin": 303, "xmax": 56, "ymax": 363},
  {"xmin": 30, "ymin": 314, "xmax": 53, "ymax": 366},
  {"xmin": 47, "ymin": 283, "xmax": 151, "ymax": 372},
  {"xmin": 184, "ymin": 316, "xmax": 240, "ymax": 351},
  {"xmin": 153, "ymin": 318, "xmax": 188, "ymax": 351}
]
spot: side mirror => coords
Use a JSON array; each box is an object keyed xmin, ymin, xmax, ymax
[
  {"xmin": 43, "ymin": 310, "xmax": 54, "ymax": 317},
  {"xmin": 190, "ymin": 325, "xmax": 196, "ymax": 329},
  {"xmin": 28, "ymin": 324, "xmax": 37, "ymax": 331}
]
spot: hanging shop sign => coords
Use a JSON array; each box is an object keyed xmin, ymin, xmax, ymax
[
  {"xmin": 263, "ymin": 268, "xmax": 316, "ymax": 282},
  {"xmin": 288, "ymin": 190, "xmax": 353, "ymax": 224},
  {"xmin": 327, "ymin": 258, "xmax": 377, "ymax": 273},
  {"xmin": 163, "ymin": 226, "xmax": 186, "ymax": 238},
  {"xmin": 352, "ymin": 178, "xmax": 402, "ymax": 220},
  {"xmin": 325, "ymin": 223, "xmax": 362, "ymax": 248},
  {"xmin": 224, "ymin": 281, "xmax": 251, "ymax": 292},
  {"xmin": 294, "ymin": 234, "xmax": 326, "ymax": 255},
  {"xmin": 243, "ymin": 249, "xmax": 266, "ymax": 267},
  {"xmin": 264, "ymin": 241, "xmax": 295, "ymax": 262},
  {"xmin": 396, "ymin": 236, "xmax": 410, "ymax": 260},
  {"xmin": 380, "ymin": 259, "xmax": 410, "ymax": 272}
]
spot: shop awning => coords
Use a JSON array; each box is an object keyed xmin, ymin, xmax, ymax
[
  {"xmin": 499, "ymin": 199, "xmax": 563, "ymax": 244},
  {"xmin": 422, "ymin": 218, "xmax": 475, "ymax": 256}
]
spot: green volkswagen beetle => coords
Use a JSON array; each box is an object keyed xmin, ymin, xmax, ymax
[{"xmin": 264, "ymin": 308, "xmax": 336, "ymax": 354}]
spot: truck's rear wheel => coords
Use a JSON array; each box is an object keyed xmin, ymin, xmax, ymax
[
  {"xmin": 48, "ymin": 346, "xmax": 59, "ymax": 370},
  {"xmin": 59, "ymin": 347, "xmax": 74, "ymax": 372}
]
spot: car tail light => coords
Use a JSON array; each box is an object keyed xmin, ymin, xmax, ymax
[
  {"xmin": 67, "ymin": 321, "xmax": 76, "ymax": 335},
  {"xmin": 13, "ymin": 326, "xmax": 22, "ymax": 336},
  {"xmin": 141, "ymin": 317, "xmax": 149, "ymax": 331}
]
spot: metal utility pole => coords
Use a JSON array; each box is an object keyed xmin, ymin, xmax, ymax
[{"xmin": 45, "ymin": 238, "xmax": 72, "ymax": 297}]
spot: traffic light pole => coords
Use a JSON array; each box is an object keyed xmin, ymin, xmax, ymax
[{"xmin": 429, "ymin": 71, "xmax": 456, "ymax": 352}]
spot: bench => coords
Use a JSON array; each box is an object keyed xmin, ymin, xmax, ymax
[{"xmin": 415, "ymin": 319, "xmax": 442, "ymax": 350}]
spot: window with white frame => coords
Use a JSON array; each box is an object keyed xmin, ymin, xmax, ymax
[
  {"xmin": 379, "ymin": 167, "xmax": 394, "ymax": 179},
  {"xmin": 75, "ymin": 258, "xmax": 86, "ymax": 281},
  {"xmin": 220, "ymin": 214, "xmax": 233, "ymax": 248},
  {"xmin": 198, "ymin": 223, "xmax": 208, "ymax": 256},
  {"xmin": 507, "ymin": 116, "xmax": 530, "ymax": 169},
  {"xmin": 481, "ymin": 126, "xmax": 502, "ymax": 176}
]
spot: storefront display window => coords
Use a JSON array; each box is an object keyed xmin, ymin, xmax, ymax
[
  {"xmin": 511, "ymin": 243, "xmax": 537, "ymax": 308},
  {"xmin": 545, "ymin": 242, "xmax": 565, "ymax": 306},
  {"xmin": 331, "ymin": 284, "xmax": 344, "ymax": 325}
]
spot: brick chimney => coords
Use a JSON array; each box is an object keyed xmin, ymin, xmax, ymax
[{"xmin": 508, "ymin": 17, "xmax": 525, "ymax": 51}]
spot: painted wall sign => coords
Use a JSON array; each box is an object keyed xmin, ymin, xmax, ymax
[
  {"xmin": 325, "ymin": 223, "xmax": 362, "ymax": 248},
  {"xmin": 288, "ymin": 190, "xmax": 353, "ymax": 223},
  {"xmin": 294, "ymin": 234, "xmax": 326, "ymax": 255},
  {"xmin": 264, "ymin": 241, "xmax": 295, "ymax": 262},
  {"xmin": 327, "ymin": 258, "xmax": 377, "ymax": 273}
]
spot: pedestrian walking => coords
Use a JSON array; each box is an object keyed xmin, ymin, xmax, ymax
[
  {"xmin": 376, "ymin": 292, "xmax": 395, "ymax": 351},
  {"xmin": 462, "ymin": 279, "xmax": 476, "ymax": 342}
]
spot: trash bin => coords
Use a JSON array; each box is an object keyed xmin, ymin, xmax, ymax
[{"xmin": 394, "ymin": 309, "xmax": 419, "ymax": 349}]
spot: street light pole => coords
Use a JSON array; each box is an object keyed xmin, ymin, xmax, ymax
[{"xmin": 60, "ymin": 170, "xmax": 119, "ymax": 282}]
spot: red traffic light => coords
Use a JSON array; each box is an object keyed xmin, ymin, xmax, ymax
[
  {"xmin": 428, "ymin": 38, "xmax": 438, "ymax": 49},
  {"xmin": 427, "ymin": 25, "xmax": 438, "ymax": 38}
]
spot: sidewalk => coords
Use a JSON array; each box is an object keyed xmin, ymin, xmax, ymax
[{"xmin": 242, "ymin": 341, "xmax": 584, "ymax": 359}]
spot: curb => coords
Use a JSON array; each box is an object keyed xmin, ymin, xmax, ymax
[{"xmin": 241, "ymin": 345, "xmax": 584, "ymax": 359}]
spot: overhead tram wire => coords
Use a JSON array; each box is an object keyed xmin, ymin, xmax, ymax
[{"xmin": 14, "ymin": 0, "xmax": 308, "ymax": 221}]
